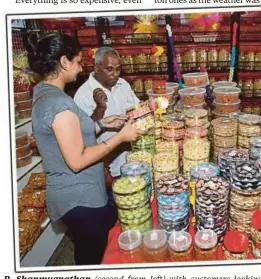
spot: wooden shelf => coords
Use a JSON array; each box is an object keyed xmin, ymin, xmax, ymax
[{"xmin": 17, "ymin": 156, "xmax": 43, "ymax": 182}]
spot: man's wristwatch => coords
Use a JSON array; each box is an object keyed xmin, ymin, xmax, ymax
[{"xmin": 97, "ymin": 119, "xmax": 105, "ymax": 132}]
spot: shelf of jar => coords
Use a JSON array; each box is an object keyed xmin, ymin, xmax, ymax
[
  {"xmin": 121, "ymin": 70, "xmax": 168, "ymax": 77},
  {"xmin": 15, "ymin": 117, "xmax": 32, "ymax": 129},
  {"xmin": 17, "ymin": 156, "xmax": 43, "ymax": 182}
]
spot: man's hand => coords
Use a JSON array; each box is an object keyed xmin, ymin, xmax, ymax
[
  {"xmin": 101, "ymin": 115, "xmax": 129, "ymax": 130},
  {"xmin": 93, "ymin": 88, "xmax": 108, "ymax": 108}
]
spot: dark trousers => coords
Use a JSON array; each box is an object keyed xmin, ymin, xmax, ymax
[{"xmin": 61, "ymin": 196, "xmax": 118, "ymax": 265}]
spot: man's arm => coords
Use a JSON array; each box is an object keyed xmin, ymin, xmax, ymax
[{"xmin": 91, "ymin": 105, "xmax": 106, "ymax": 121}]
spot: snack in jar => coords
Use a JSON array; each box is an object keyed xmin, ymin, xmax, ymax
[
  {"xmin": 121, "ymin": 55, "xmax": 135, "ymax": 74},
  {"xmin": 208, "ymin": 48, "xmax": 218, "ymax": 68},
  {"xmin": 183, "ymin": 138, "xmax": 210, "ymax": 160},
  {"xmin": 132, "ymin": 79, "xmax": 144, "ymax": 93},
  {"xmin": 230, "ymin": 188, "xmax": 261, "ymax": 211},
  {"xmin": 16, "ymin": 130, "xmax": 29, "ymax": 148},
  {"xmin": 184, "ymin": 108, "xmax": 208, "ymax": 127},
  {"xmin": 160, "ymin": 54, "xmax": 168, "ymax": 72},
  {"xmin": 213, "ymin": 86, "xmax": 241, "ymax": 104},
  {"xmin": 133, "ymin": 114, "xmax": 155, "ymax": 133},
  {"xmin": 147, "ymin": 88, "xmax": 175, "ymax": 104},
  {"xmin": 142, "ymin": 229, "xmax": 169, "ymax": 262},
  {"xmin": 132, "ymin": 130, "xmax": 155, "ymax": 154},
  {"xmin": 153, "ymin": 152, "xmax": 179, "ymax": 173},
  {"xmin": 126, "ymin": 102, "xmax": 151, "ymax": 120},
  {"xmin": 149, "ymin": 55, "xmax": 160, "ymax": 72},
  {"xmin": 218, "ymin": 48, "xmax": 230, "ymax": 68},
  {"xmin": 118, "ymin": 230, "xmax": 143, "ymax": 263},
  {"xmin": 134, "ymin": 53, "xmax": 148, "ymax": 72},
  {"xmin": 196, "ymin": 49, "xmax": 207, "ymax": 68},
  {"xmin": 213, "ymin": 100, "xmax": 241, "ymax": 114},
  {"xmin": 112, "ymin": 176, "xmax": 148, "ymax": 208},
  {"xmin": 155, "ymin": 140, "xmax": 179, "ymax": 156},
  {"xmin": 15, "ymin": 99, "xmax": 33, "ymax": 111},
  {"xmin": 126, "ymin": 150, "xmax": 153, "ymax": 166},
  {"xmin": 238, "ymin": 114, "xmax": 261, "ymax": 136},
  {"xmin": 178, "ymin": 87, "xmax": 206, "ymax": 105},
  {"xmin": 166, "ymin": 82, "xmax": 179, "ymax": 95},
  {"xmin": 184, "ymin": 127, "xmax": 208, "ymax": 141},
  {"xmin": 222, "ymin": 231, "xmax": 249, "ymax": 260},
  {"xmin": 120, "ymin": 214, "xmax": 153, "ymax": 234},
  {"xmin": 19, "ymin": 108, "xmax": 32, "ymax": 119},
  {"xmin": 16, "ymin": 142, "xmax": 31, "ymax": 158},
  {"xmin": 183, "ymin": 72, "xmax": 208, "ymax": 87},
  {"xmin": 211, "ymin": 117, "xmax": 238, "ymax": 137},
  {"xmin": 17, "ymin": 151, "xmax": 33, "ymax": 168},
  {"xmin": 168, "ymin": 231, "xmax": 193, "ymax": 262},
  {"xmin": 194, "ymin": 229, "xmax": 218, "ymax": 261},
  {"xmin": 212, "ymin": 81, "xmax": 237, "ymax": 89},
  {"xmin": 161, "ymin": 116, "xmax": 185, "ymax": 140},
  {"xmin": 144, "ymin": 79, "xmax": 153, "ymax": 93}
]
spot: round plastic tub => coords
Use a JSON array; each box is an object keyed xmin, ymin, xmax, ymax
[
  {"xmin": 147, "ymin": 88, "xmax": 175, "ymax": 103},
  {"xmin": 213, "ymin": 86, "xmax": 241, "ymax": 103},
  {"xmin": 166, "ymin": 82, "xmax": 179, "ymax": 95},
  {"xmin": 14, "ymin": 91, "xmax": 30, "ymax": 102},
  {"xmin": 213, "ymin": 100, "xmax": 241, "ymax": 114},
  {"xmin": 16, "ymin": 130, "xmax": 29, "ymax": 148},
  {"xmin": 118, "ymin": 230, "xmax": 143, "ymax": 263},
  {"xmin": 183, "ymin": 72, "xmax": 208, "ymax": 87},
  {"xmin": 178, "ymin": 87, "xmax": 206, "ymax": 105},
  {"xmin": 212, "ymin": 81, "xmax": 237, "ymax": 88}
]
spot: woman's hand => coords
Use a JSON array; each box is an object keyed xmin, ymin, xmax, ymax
[
  {"xmin": 101, "ymin": 115, "xmax": 129, "ymax": 130},
  {"xmin": 118, "ymin": 120, "xmax": 142, "ymax": 142}
]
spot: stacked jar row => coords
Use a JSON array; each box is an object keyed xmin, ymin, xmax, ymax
[
  {"xmin": 229, "ymin": 162, "xmax": 261, "ymax": 236},
  {"xmin": 118, "ymin": 229, "xmax": 219, "ymax": 263},
  {"xmin": 112, "ymin": 175, "xmax": 152, "ymax": 233},
  {"xmin": 250, "ymin": 136, "xmax": 261, "ymax": 167},
  {"xmin": 211, "ymin": 118, "xmax": 238, "ymax": 162},
  {"xmin": 16, "ymin": 131, "xmax": 33, "ymax": 168}
]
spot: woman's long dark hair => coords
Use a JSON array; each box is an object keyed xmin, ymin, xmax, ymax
[{"xmin": 25, "ymin": 32, "xmax": 81, "ymax": 79}]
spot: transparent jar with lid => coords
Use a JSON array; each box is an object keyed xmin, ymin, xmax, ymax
[
  {"xmin": 211, "ymin": 117, "xmax": 238, "ymax": 137},
  {"xmin": 243, "ymin": 79, "xmax": 253, "ymax": 97},
  {"xmin": 254, "ymin": 52, "xmax": 261, "ymax": 71},
  {"xmin": 126, "ymin": 150, "xmax": 153, "ymax": 166},
  {"xmin": 246, "ymin": 51, "xmax": 255, "ymax": 71},
  {"xmin": 118, "ymin": 230, "xmax": 143, "ymax": 263},
  {"xmin": 186, "ymin": 49, "xmax": 197, "ymax": 69},
  {"xmin": 254, "ymin": 79, "xmax": 261, "ymax": 97},
  {"xmin": 196, "ymin": 49, "xmax": 207, "ymax": 68},
  {"xmin": 143, "ymin": 229, "xmax": 169, "ymax": 262},
  {"xmin": 194, "ymin": 229, "xmax": 218, "ymax": 261},
  {"xmin": 184, "ymin": 127, "xmax": 208, "ymax": 141},
  {"xmin": 238, "ymin": 114, "xmax": 261, "ymax": 137},
  {"xmin": 218, "ymin": 48, "xmax": 229, "ymax": 69},
  {"xmin": 132, "ymin": 128, "xmax": 155, "ymax": 154},
  {"xmin": 161, "ymin": 116, "xmax": 185, "ymax": 141},
  {"xmin": 208, "ymin": 48, "xmax": 218, "ymax": 68},
  {"xmin": 184, "ymin": 108, "xmax": 208, "ymax": 127},
  {"xmin": 168, "ymin": 231, "xmax": 193, "ymax": 262},
  {"xmin": 222, "ymin": 231, "xmax": 249, "ymax": 260},
  {"xmin": 121, "ymin": 214, "xmax": 153, "ymax": 234},
  {"xmin": 239, "ymin": 52, "xmax": 246, "ymax": 70},
  {"xmin": 152, "ymin": 80, "xmax": 167, "ymax": 94}
]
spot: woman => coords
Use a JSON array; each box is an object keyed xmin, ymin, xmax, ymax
[{"xmin": 25, "ymin": 32, "xmax": 141, "ymax": 265}]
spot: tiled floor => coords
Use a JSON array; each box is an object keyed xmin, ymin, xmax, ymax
[{"xmin": 46, "ymin": 234, "xmax": 75, "ymax": 266}]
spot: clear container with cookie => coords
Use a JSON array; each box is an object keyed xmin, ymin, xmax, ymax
[
  {"xmin": 16, "ymin": 151, "xmax": 33, "ymax": 168},
  {"xmin": 16, "ymin": 130, "xmax": 29, "ymax": 148}
]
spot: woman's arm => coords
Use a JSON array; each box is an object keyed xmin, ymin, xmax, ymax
[{"xmin": 52, "ymin": 110, "xmax": 139, "ymax": 173}]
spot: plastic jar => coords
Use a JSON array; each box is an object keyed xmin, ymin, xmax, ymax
[
  {"xmin": 121, "ymin": 161, "xmax": 152, "ymax": 197},
  {"xmin": 118, "ymin": 230, "xmax": 143, "ymax": 263},
  {"xmin": 183, "ymin": 72, "xmax": 208, "ymax": 87},
  {"xmin": 152, "ymin": 80, "xmax": 166, "ymax": 94},
  {"xmin": 143, "ymin": 229, "xmax": 169, "ymax": 262},
  {"xmin": 166, "ymin": 82, "xmax": 179, "ymax": 95},
  {"xmin": 183, "ymin": 138, "xmax": 210, "ymax": 160},
  {"xmin": 155, "ymin": 140, "xmax": 179, "ymax": 157},
  {"xmin": 132, "ymin": 129, "xmax": 155, "ymax": 154},
  {"xmin": 121, "ymin": 214, "xmax": 153, "ymax": 234},
  {"xmin": 16, "ymin": 130, "xmax": 29, "ymax": 148},
  {"xmin": 126, "ymin": 150, "xmax": 153, "ymax": 166},
  {"xmin": 194, "ymin": 230, "xmax": 218, "ymax": 261},
  {"xmin": 147, "ymin": 88, "xmax": 175, "ymax": 104},
  {"xmin": 168, "ymin": 231, "xmax": 193, "ymax": 262},
  {"xmin": 112, "ymin": 176, "xmax": 148, "ymax": 208},
  {"xmin": 184, "ymin": 126, "xmax": 208, "ymax": 141},
  {"xmin": 16, "ymin": 142, "xmax": 31, "ymax": 158},
  {"xmin": 211, "ymin": 117, "xmax": 238, "ymax": 137},
  {"xmin": 213, "ymin": 100, "xmax": 241, "ymax": 114},
  {"xmin": 161, "ymin": 116, "xmax": 185, "ymax": 140},
  {"xmin": 158, "ymin": 215, "xmax": 189, "ymax": 235},
  {"xmin": 222, "ymin": 231, "xmax": 249, "ymax": 260},
  {"xmin": 126, "ymin": 102, "xmax": 151, "ymax": 120},
  {"xmin": 17, "ymin": 151, "xmax": 33, "ymax": 168},
  {"xmin": 184, "ymin": 108, "xmax": 208, "ymax": 127},
  {"xmin": 178, "ymin": 87, "xmax": 206, "ymax": 105},
  {"xmin": 238, "ymin": 114, "xmax": 261, "ymax": 136},
  {"xmin": 15, "ymin": 99, "xmax": 33, "ymax": 110},
  {"xmin": 133, "ymin": 113, "xmax": 155, "ymax": 133},
  {"xmin": 153, "ymin": 152, "xmax": 179, "ymax": 173},
  {"xmin": 14, "ymin": 91, "xmax": 30, "ymax": 102},
  {"xmin": 18, "ymin": 108, "xmax": 32, "ymax": 119},
  {"xmin": 213, "ymin": 87, "xmax": 241, "ymax": 104},
  {"xmin": 230, "ymin": 188, "xmax": 261, "ymax": 210}
]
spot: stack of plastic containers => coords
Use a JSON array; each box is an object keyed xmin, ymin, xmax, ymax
[
  {"xmin": 238, "ymin": 114, "xmax": 261, "ymax": 150},
  {"xmin": 126, "ymin": 150, "xmax": 153, "ymax": 166},
  {"xmin": 211, "ymin": 118, "xmax": 238, "ymax": 162},
  {"xmin": 213, "ymin": 86, "xmax": 241, "ymax": 118},
  {"xmin": 195, "ymin": 176, "xmax": 230, "ymax": 241},
  {"xmin": 132, "ymin": 130, "xmax": 155, "ymax": 155},
  {"xmin": 229, "ymin": 162, "xmax": 261, "ymax": 236},
  {"xmin": 183, "ymin": 72, "xmax": 209, "ymax": 87},
  {"xmin": 190, "ymin": 163, "xmax": 220, "ymax": 223},
  {"xmin": 218, "ymin": 149, "xmax": 249, "ymax": 180},
  {"xmin": 179, "ymin": 87, "xmax": 206, "ymax": 107},
  {"xmin": 112, "ymin": 176, "xmax": 152, "ymax": 233},
  {"xmin": 16, "ymin": 131, "xmax": 32, "ymax": 168},
  {"xmin": 251, "ymin": 210, "xmax": 261, "ymax": 259},
  {"xmin": 250, "ymin": 136, "xmax": 261, "ymax": 167},
  {"xmin": 156, "ymin": 174, "xmax": 190, "ymax": 235}
]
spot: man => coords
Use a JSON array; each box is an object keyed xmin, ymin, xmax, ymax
[{"xmin": 74, "ymin": 46, "xmax": 140, "ymax": 180}]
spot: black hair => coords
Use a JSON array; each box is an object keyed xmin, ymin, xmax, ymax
[{"xmin": 25, "ymin": 32, "xmax": 81, "ymax": 78}]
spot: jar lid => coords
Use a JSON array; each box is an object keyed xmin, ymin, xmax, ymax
[
  {"xmin": 184, "ymin": 108, "xmax": 208, "ymax": 118},
  {"xmin": 211, "ymin": 117, "xmax": 237, "ymax": 129},
  {"xmin": 190, "ymin": 163, "xmax": 220, "ymax": 180},
  {"xmin": 178, "ymin": 87, "xmax": 206, "ymax": 96},
  {"xmin": 238, "ymin": 114, "xmax": 261, "ymax": 125},
  {"xmin": 213, "ymin": 86, "xmax": 241, "ymax": 95},
  {"xmin": 152, "ymin": 80, "xmax": 166, "ymax": 87},
  {"xmin": 183, "ymin": 72, "xmax": 207, "ymax": 78},
  {"xmin": 168, "ymin": 231, "xmax": 192, "ymax": 252},
  {"xmin": 252, "ymin": 210, "xmax": 261, "ymax": 231},
  {"xmin": 223, "ymin": 231, "xmax": 249, "ymax": 253},
  {"xmin": 112, "ymin": 176, "xmax": 146, "ymax": 195},
  {"xmin": 212, "ymin": 81, "xmax": 237, "ymax": 88},
  {"xmin": 213, "ymin": 100, "xmax": 241, "ymax": 106},
  {"xmin": 143, "ymin": 229, "xmax": 167, "ymax": 249},
  {"xmin": 195, "ymin": 229, "xmax": 217, "ymax": 249},
  {"xmin": 118, "ymin": 230, "xmax": 142, "ymax": 251},
  {"xmin": 120, "ymin": 161, "xmax": 151, "ymax": 176}
]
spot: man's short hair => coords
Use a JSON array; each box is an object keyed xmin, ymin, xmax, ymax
[{"xmin": 95, "ymin": 46, "xmax": 121, "ymax": 65}]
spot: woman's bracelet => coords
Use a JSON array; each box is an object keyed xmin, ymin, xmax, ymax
[{"xmin": 102, "ymin": 140, "xmax": 112, "ymax": 152}]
